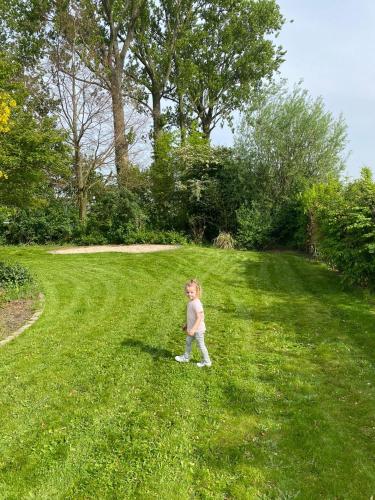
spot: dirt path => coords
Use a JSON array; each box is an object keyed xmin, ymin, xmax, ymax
[{"xmin": 48, "ymin": 244, "xmax": 180, "ymax": 254}]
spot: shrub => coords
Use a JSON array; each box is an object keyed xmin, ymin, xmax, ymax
[
  {"xmin": 5, "ymin": 203, "xmax": 79, "ymax": 244},
  {"xmin": 0, "ymin": 261, "xmax": 33, "ymax": 289},
  {"xmin": 213, "ymin": 232, "xmax": 235, "ymax": 249},
  {"xmin": 73, "ymin": 232, "xmax": 109, "ymax": 246},
  {"xmin": 303, "ymin": 168, "xmax": 375, "ymax": 288},
  {"xmin": 269, "ymin": 199, "xmax": 309, "ymax": 250},
  {"xmin": 86, "ymin": 188, "xmax": 147, "ymax": 244},
  {"xmin": 121, "ymin": 230, "xmax": 188, "ymax": 245},
  {"xmin": 236, "ymin": 203, "xmax": 273, "ymax": 249}
]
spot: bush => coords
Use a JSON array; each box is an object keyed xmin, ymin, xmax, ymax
[
  {"xmin": 213, "ymin": 232, "xmax": 235, "ymax": 249},
  {"xmin": 0, "ymin": 261, "xmax": 33, "ymax": 289},
  {"xmin": 5, "ymin": 203, "xmax": 79, "ymax": 244},
  {"xmin": 86, "ymin": 188, "xmax": 147, "ymax": 244},
  {"xmin": 73, "ymin": 232, "xmax": 109, "ymax": 246},
  {"xmin": 303, "ymin": 168, "xmax": 375, "ymax": 288},
  {"xmin": 270, "ymin": 199, "xmax": 309, "ymax": 249},
  {"xmin": 121, "ymin": 230, "xmax": 188, "ymax": 245},
  {"xmin": 236, "ymin": 203, "xmax": 273, "ymax": 249}
]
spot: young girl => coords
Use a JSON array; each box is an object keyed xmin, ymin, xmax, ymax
[{"xmin": 175, "ymin": 279, "xmax": 212, "ymax": 368}]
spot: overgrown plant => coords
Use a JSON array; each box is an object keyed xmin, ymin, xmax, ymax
[
  {"xmin": 236, "ymin": 203, "xmax": 273, "ymax": 249},
  {"xmin": 302, "ymin": 168, "xmax": 375, "ymax": 288},
  {"xmin": 0, "ymin": 261, "xmax": 33, "ymax": 290},
  {"xmin": 213, "ymin": 232, "xmax": 235, "ymax": 249}
]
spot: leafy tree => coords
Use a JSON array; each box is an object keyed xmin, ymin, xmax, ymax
[
  {"xmin": 0, "ymin": 51, "xmax": 70, "ymax": 208},
  {"xmin": 129, "ymin": 0, "xmax": 195, "ymax": 149},
  {"xmin": 172, "ymin": 0, "xmax": 284, "ymax": 139},
  {"xmin": 236, "ymin": 82, "xmax": 348, "ymax": 201},
  {"xmin": 0, "ymin": 0, "xmax": 145, "ymax": 189},
  {"xmin": 150, "ymin": 128, "xmax": 234, "ymax": 239},
  {"xmin": 0, "ymin": 0, "xmax": 49, "ymax": 66},
  {"xmin": 233, "ymin": 82, "xmax": 348, "ymax": 247},
  {"xmin": 0, "ymin": 112, "xmax": 70, "ymax": 208}
]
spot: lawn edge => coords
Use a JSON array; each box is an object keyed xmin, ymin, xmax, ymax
[{"xmin": 0, "ymin": 292, "xmax": 45, "ymax": 348}]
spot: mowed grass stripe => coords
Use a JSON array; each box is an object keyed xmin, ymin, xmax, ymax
[
  {"xmin": 62, "ymin": 249, "xmax": 240, "ymax": 498},
  {"xmin": 0, "ymin": 249, "xmax": 225, "ymax": 496},
  {"xmin": 0, "ymin": 246, "xmax": 375, "ymax": 498},
  {"xmin": 240, "ymin": 252, "xmax": 375, "ymax": 496}
]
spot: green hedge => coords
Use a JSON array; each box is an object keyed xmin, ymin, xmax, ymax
[
  {"xmin": 3, "ymin": 204, "xmax": 79, "ymax": 244},
  {"xmin": 303, "ymin": 168, "xmax": 375, "ymax": 288}
]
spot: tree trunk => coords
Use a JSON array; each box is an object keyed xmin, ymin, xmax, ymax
[
  {"xmin": 110, "ymin": 69, "xmax": 129, "ymax": 187},
  {"xmin": 152, "ymin": 86, "xmax": 162, "ymax": 160},
  {"xmin": 74, "ymin": 144, "xmax": 88, "ymax": 222},
  {"xmin": 178, "ymin": 92, "xmax": 186, "ymax": 144},
  {"xmin": 71, "ymin": 69, "xmax": 88, "ymax": 222},
  {"xmin": 307, "ymin": 209, "xmax": 318, "ymax": 257},
  {"xmin": 200, "ymin": 107, "xmax": 213, "ymax": 140},
  {"xmin": 78, "ymin": 186, "xmax": 88, "ymax": 221},
  {"xmin": 201, "ymin": 121, "xmax": 211, "ymax": 140}
]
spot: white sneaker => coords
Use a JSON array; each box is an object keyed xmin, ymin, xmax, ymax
[
  {"xmin": 197, "ymin": 361, "xmax": 212, "ymax": 368},
  {"xmin": 175, "ymin": 355, "xmax": 189, "ymax": 363}
]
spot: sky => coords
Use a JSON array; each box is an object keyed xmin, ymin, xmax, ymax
[{"xmin": 212, "ymin": 0, "xmax": 375, "ymax": 179}]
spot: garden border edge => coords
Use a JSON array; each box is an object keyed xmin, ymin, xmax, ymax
[{"xmin": 0, "ymin": 293, "xmax": 45, "ymax": 348}]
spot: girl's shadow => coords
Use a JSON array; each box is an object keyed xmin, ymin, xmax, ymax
[{"xmin": 121, "ymin": 339, "xmax": 173, "ymax": 360}]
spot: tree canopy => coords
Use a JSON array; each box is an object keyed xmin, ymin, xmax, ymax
[
  {"xmin": 235, "ymin": 82, "xmax": 348, "ymax": 205},
  {"xmin": 173, "ymin": 0, "xmax": 285, "ymax": 138}
]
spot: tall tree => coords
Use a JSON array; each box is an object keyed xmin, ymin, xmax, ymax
[
  {"xmin": 235, "ymin": 82, "xmax": 348, "ymax": 205},
  {"xmin": 50, "ymin": 21, "xmax": 114, "ymax": 221},
  {"xmin": 173, "ymin": 0, "xmax": 285, "ymax": 139},
  {"xmin": 54, "ymin": 0, "xmax": 145, "ymax": 186},
  {"xmin": 129, "ymin": 0, "xmax": 195, "ymax": 149}
]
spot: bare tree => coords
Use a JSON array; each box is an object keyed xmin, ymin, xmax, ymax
[
  {"xmin": 53, "ymin": 0, "xmax": 146, "ymax": 187},
  {"xmin": 50, "ymin": 29, "xmax": 115, "ymax": 220}
]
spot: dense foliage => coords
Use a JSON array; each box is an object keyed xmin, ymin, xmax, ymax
[
  {"xmin": 303, "ymin": 168, "xmax": 375, "ymax": 288},
  {"xmin": 150, "ymin": 130, "xmax": 243, "ymax": 242},
  {"xmin": 0, "ymin": 260, "xmax": 33, "ymax": 289},
  {"xmin": 3, "ymin": 203, "xmax": 79, "ymax": 244},
  {"xmin": 233, "ymin": 82, "xmax": 347, "ymax": 249},
  {"xmin": 0, "ymin": 52, "xmax": 70, "ymax": 208}
]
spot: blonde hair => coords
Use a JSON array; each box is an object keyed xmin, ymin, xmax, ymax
[{"xmin": 185, "ymin": 278, "xmax": 202, "ymax": 298}]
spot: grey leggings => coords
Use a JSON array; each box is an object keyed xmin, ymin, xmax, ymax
[{"xmin": 185, "ymin": 332, "xmax": 211, "ymax": 363}]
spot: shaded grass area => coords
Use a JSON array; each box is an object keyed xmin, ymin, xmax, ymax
[{"xmin": 0, "ymin": 246, "xmax": 375, "ymax": 498}]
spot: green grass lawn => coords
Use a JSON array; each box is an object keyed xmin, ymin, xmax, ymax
[{"xmin": 0, "ymin": 245, "xmax": 375, "ymax": 499}]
